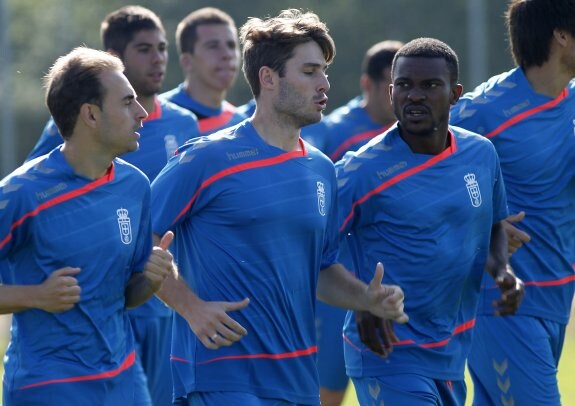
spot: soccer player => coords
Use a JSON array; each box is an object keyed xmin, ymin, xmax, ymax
[
  {"xmin": 151, "ymin": 9, "xmax": 409, "ymax": 405},
  {"xmin": 0, "ymin": 47, "xmax": 174, "ymax": 405},
  {"xmin": 449, "ymin": 1, "xmax": 575, "ymax": 404},
  {"xmin": 160, "ymin": 7, "xmax": 246, "ymax": 135},
  {"xmin": 303, "ymin": 39, "xmax": 403, "ymax": 406},
  {"xmin": 24, "ymin": 7, "xmax": 198, "ymax": 404},
  {"xmin": 338, "ymin": 38, "xmax": 524, "ymax": 405}
]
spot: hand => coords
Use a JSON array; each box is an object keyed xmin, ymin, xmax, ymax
[
  {"xmin": 144, "ymin": 231, "xmax": 174, "ymax": 292},
  {"xmin": 35, "ymin": 267, "xmax": 81, "ymax": 312},
  {"xmin": 503, "ymin": 212, "xmax": 530, "ymax": 256},
  {"xmin": 186, "ymin": 297, "xmax": 250, "ymax": 350},
  {"xmin": 492, "ymin": 265, "xmax": 525, "ymax": 316},
  {"xmin": 355, "ymin": 310, "xmax": 398, "ymax": 357},
  {"xmin": 365, "ymin": 262, "xmax": 409, "ymax": 323}
]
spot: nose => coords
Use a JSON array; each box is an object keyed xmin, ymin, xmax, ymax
[
  {"xmin": 317, "ymin": 72, "xmax": 330, "ymax": 93},
  {"xmin": 152, "ymin": 48, "xmax": 167, "ymax": 65},
  {"xmin": 407, "ymin": 87, "xmax": 425, "ymax": 101},
  {"xmin": 136, "ymin": 101, "xmax": 148, "ymax": 120}
]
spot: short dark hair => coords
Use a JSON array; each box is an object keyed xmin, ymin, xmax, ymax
[
  {"xmin": 176, "ymin": 7, "xmax": 236, "ymax": 54},
  {"xmin": 240, "ymin": 9, "xmax": 335, "ymax": 97},
  {"xmin": 392, "ymin": 37, "xmax": 459, "ymax": 85},
  {"xmin": 362, "ymin": 40, "xmax": 404, "ymax": 82},
  {"xmin": 506, "ymin": 0, "xmax": 575, "ymax": 68},
  {"xmin": 44, "ymin": 47, "xmax": 124, "ymax": 139},
  {"xmin": 100, "ymin": 5, "xmax": 165, "ymax": 56}
]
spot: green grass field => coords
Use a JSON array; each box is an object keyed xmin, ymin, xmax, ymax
[{"xmin": 0, "ymin": 316, "xmax": 574, "ymax": 404}]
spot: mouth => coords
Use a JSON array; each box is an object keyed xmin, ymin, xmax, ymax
[
  {"xmin": 404, "ymin": 104, "xmax": 429, "ymax": 119},
  {"xmin": 315, "ymin": 96, "xmax": 328, "ymax": 111}
]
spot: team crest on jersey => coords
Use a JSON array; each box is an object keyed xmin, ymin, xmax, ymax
[
  {"xmin": 164, "ymin": 135, "xmax": 179, "ymax": 159},
  {"xmin": 117, "ymin": 208, "xmax": 132, "ymax": 244},
  {"xmin": 464, "ymin": 173, "xmax": 482, "ymax": 207},
  {"xmin": 316, "ymin": 181, "xmax": 326, "ymax": 216}
]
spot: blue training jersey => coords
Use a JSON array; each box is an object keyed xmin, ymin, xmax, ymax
[
  {"xmin": 337, "ymin": 125, "xmax": 508, "ymax": 381},
  {"xmin": 450, "ymin": 67, "xmax": 575, "ymax": 324},
  {"xmin": 151, "ymin": 120, "xmax": 339, "ymax": 405},
  {"xmin": 25, "ymin": 98, "xmax": 198, "ymax": 318},
  {"xmin": 160, "ymin": 83, "xmax": 246, "ymax": 135},
  {"xmin": 0, "ymin": 149, "xmax": 152, "ymax": 391},
  {"xmin": 303, "ymin": 96, "xmax": 392, "ymax": 162}
]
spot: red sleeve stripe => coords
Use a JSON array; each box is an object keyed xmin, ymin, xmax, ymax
[
  {"xmin": 171, "ymin": 346, "xmax": 318, "ymax": 365},
  {"xmin": 173, "ymin": 140, "xmax": 307, "ymax": 224},
  {"xmin": 18, "ymin": 350, "xmax": 135, "ymax": 390},
  {"xmin": 523, "ymin": 274, "xmax": 575, "ymax": 287},
  {"xmin": 0, "ymin": 165, "xmax": 115, "ymax": 251},
  {"xmin": 339, "ymin": 132, "xmax": 456, "ymax": 233},
  {"xmin": 484, "ymin": 88, "xmax": 568, "ymax": 139},
  {"xmin": 329, "ymin": 125, "xmax": 392, "ymax": 162}
]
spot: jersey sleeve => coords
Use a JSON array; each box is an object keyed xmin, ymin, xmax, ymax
[
  {"xmin": 25, "ymin": 118, "xmax": 63, "ymax": 162},
  {"xmin": 130, "ymin": 186, "xmax": 153, "ymax": 274},
  {"xmin": 0, "ymin": 175, "xmax": 33, "ymax": 259},
  {"xmin": 321, "ymin": 164, "xmax": 340, "ymax": 270}
]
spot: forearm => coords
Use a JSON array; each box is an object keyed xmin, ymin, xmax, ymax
[
  {"xmin": 125, "ymin": 273, "xmax": 157, "ymax": 308},
  {"xmin": 0, "ymin": 284, "xmax": 39, "ymax": 314},
  {"xmin": 316, "ymin": 263, "xmax": 369, "ymax": 310},
  {"xmin": 486, "ymin": 221, "xmax": 508, "ymax": 278},
  {"xmin": 155, "ymin": 270, "xmax": 202, "ymax": 320}
]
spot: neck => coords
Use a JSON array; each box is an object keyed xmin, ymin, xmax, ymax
[
  {"xmin": 184, "ymin": 78, "xmax": 226, "ymax": 109},
  {"xmin": 398, "ymin": 123, "xmax": 450, "ymax": 155},
  {"xmin": 61, "ymin": 136, "xmax": 114, "ymax": 180},
  {"xmin": 138, "ymin": 94, "xmax": 157, "ymax": 116},
  {"xmin": 524, "ymin": 60, "xmax": 571, "ymax": 98},
  {"xmin": 250, "ymin": 106, "xmax": 302, "ymax": 152}
]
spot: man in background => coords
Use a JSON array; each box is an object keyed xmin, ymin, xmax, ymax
[{"xmin": 161, "ymin": 7, "xmax": 246, "ymax": 135}]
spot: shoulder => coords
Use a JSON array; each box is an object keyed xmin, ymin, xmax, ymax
[
  {"xmin": 113, "ymin": 158, "xmax": 151, "ymax": 185},
  {"xmin": 159, "ymin": 99, "xmax": 198, "ymax": 122},
  {"xmin": 452, "ymin": 68, "xmax": 523, "ymax": 121}
]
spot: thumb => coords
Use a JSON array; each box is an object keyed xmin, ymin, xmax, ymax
[
  {"xmin": 370, "ymin": 262, "xmax": 384, "ymax": 288},
  {"xmin": 506, "ymin": 211, "xmax": 525, "ymax": 224},
  {"xmin": 159, "ymin": 231, "xmax": 174, "ymax": 250},
  {"xmin": 54, "ymin": 267, "xmax": 81, "ymax": 277},
  {"xmin": 225, "ymin": 297, "xmax": 251, "ymax": 311}
]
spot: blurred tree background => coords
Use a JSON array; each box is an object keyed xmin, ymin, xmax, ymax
[{"xmin": 0, "ymin": 0, "xmax": 513, "ymax": 176}]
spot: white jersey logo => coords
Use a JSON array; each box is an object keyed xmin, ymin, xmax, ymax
[
  {"xmin": 164, "ymin": 135, "xmax": 179, "ymax": 159},
  {"xmin": 117, "ymin": 208, "xmax": 132, "ymax": 244},
  {"xmin": 465, "ymin": 173, "xmax": 482, "ymax": 207},
  {"xmin": 317, "ymin": 181, "xmax": 326, "ymax": 216}
]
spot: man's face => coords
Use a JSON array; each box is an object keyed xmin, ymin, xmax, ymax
[
  {"xmin": 274, "ymin": 41, "xmax": 330, "ymax": 128},
  {"xmin": 121, "ymin": 29, "xmax": 168, "ymax": 98},
  {"xmin": 391, "ymin": 56, "xmax": 459, "ymax": 138},
  {"xmin": 185, "ymin": 23, "xmax": 239, "ymax": 92},
  {"xmin": 96, "ymin": 69, "xmax": 148, "ymax": 156}
]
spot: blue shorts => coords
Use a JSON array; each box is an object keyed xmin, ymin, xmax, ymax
[
  {"xmin": 174, "ymin": 391, "xmax": 301, "ymax": 406},
  {"xmin": 131, "ymin": 314, "xmax": 173, "ymax": 405},
  {"xmin": 352, "ymin": 374, "xmax": 466, "ymax": 405},
  {"xmin": 3, "ymin": 365, "xmax": 135, "ymax": 406},
  {"xmin": 468, "ymin": 315, "xmax": 564, "ymax": 406},
  {"xmin": 315, "ymin": 300, "xmax": 348, "ymax": 391}
]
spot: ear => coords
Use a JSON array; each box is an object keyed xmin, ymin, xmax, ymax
[
  {"xmin": 78, "ymin": 103, "xmax": 99, "ymax": 129},
  {"xmin": 553, "ymin": 29, "xmax": 569, "ymax": 47},
  {"xmin": 450, "ymin": 84, "xmax": 463, "ymax": 106},
  {"xmin": 180, "ymin": 53, "xmax": 193, "ymax": 72},
  {"xmin": 258, "ymin": 66, "xmax": 277, "ymax": 92},
  {"xmin": 359, "ymin": 73, "xmax": 371, "ymax": 93}
]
